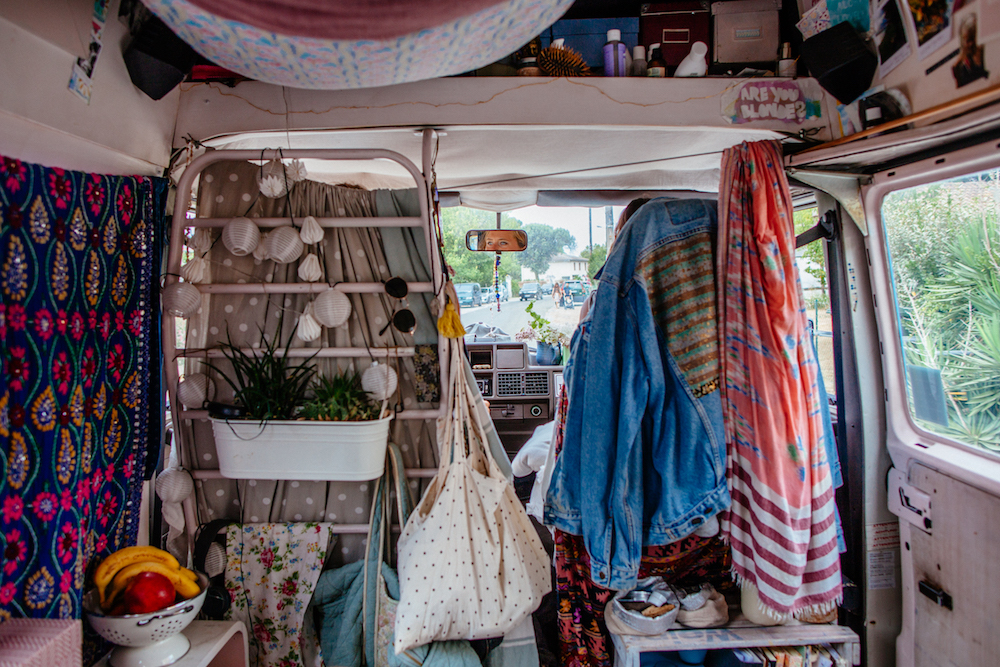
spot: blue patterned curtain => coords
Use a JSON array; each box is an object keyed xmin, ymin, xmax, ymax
[{"xmin": 0, "ymin": 155, "xmax": 167, "ymax": 624}]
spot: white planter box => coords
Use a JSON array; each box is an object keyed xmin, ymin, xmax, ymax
[{"xmin": 210, "ymin": 416, "xmax": 392, "ymax": 481}]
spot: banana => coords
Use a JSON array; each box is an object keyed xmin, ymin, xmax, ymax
[
  {"xmin": 102, "ymin": 561, "xmax": 201, "ymax": 611},
  {"xmin": 180, "ymin": 567, "xmax": 198, "ymax": 582},
  {"xmin": 94, "ymin": 546, "xmax": 181, "ymax": 604}
]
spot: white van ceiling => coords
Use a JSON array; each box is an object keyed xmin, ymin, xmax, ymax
[{"xmin": 202, "ymin": 123, "xmax": 783, "ymax": 209}]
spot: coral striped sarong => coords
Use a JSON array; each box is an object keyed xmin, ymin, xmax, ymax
[{"xmin": 716, "ymin": 140, "xmax": 842, "ymax": 619}]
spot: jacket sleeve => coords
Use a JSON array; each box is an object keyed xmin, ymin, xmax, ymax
[{"xmin": 578, "ymin": 282, "xmax": 650, "ymax": 590}]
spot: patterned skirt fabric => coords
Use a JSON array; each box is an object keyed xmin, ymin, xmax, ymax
[{"xmin": 554, "ymin": 531, "xmax": 732, "ymax": 667}]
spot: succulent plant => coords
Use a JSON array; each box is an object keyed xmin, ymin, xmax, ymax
[{"xmin": 297, "ymin": 371, "xmax": 381, "ymax": 421}]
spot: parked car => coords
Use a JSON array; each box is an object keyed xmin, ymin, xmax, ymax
[
  {"xmin": 563, "ymin": 280, "xmax": 589, "ymax": 304},
  {"xmin": 519, "ymin": 282, "xmax": 541, "ymax": 300},
  {"xmin": 540, "ymin": 283, "xmax": 553, "ymax": 295},
  {"xmin": 455, "ymin": 282, "xmax": 482, "ymax": 307},
  {"xmin": 480, "ymin": 282, "xmax": 509, "ymax": 302}
]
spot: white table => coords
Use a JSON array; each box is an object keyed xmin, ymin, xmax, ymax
[
  {"xmin": 96, "ymin": 621, "xmax": 248, "ymax": 667},
  {"xmin": 610, "ymin": 618, "xmax": 861, "ymax": 667}
]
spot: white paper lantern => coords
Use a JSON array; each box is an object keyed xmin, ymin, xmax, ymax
[
  {"xmin": 177, "ymin": 373, "xmax": 216, "ymax": 409},
  {"xmin": 361, "ymin": 361, "xmax": 398, "ymax": 401},
  {"xmin": 297, "ymin": 253, "xmax": 323, "ymax": 282},
  {"xmin": 155, "ymin": 467, "xmax": 194, "ymax": 504},
  {"xmin": 313, "ymin": 288, "xmax": 352, "ymax": 328},
  {"xmin": 265, "ymin": 226, "xmax": 305, "ymax": 264},
  {"xmin": 253, "ymin": 232, "xmax": 270, "ymax": 261},
  {"xmin": 285, "ymin": 159, "xmax": 308, "ymax": 183},
  {"xmin": 299, "ymin": 215, "xmax": 325, "ymax": 245},
  {"xmin": 257, "ymin": 159, "xmax": 287, "ymax": 198},
  {"xmin": 222, "ymin": 217, "xmax": 260, "ymax": 256},
  {"xmin": 297, "ymin": 303, "xmax": 322, "ymax": 342},
  {"xmin": 181, "ymin": 255, "xmax": 208, "ymax": 284},
  {"xmin": 162, "ymin": 282, "xmax": 201, "ymax": 318},
  {"xmin": 204, "ymin": 541, "xmax": 227, "ymax": 578},
  {"xmin": 189, "ymin": 228, "xmax": 214, "ymax": 252}
]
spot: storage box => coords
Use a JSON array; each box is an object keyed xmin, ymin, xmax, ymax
[
  {"xmin": 541, "ymin": 18, "xmax": 639, "ymax": 70},
  {"xmin": 640, "ymin": 2, "xmax": 711, "ymax": 67},
  {"xmin": 712, "ymin": 0, "xmax": 781, "ymax": 64}
]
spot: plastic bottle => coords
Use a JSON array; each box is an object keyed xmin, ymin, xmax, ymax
[
  {"xmin": 631, "ymin": 45, "xmax": 647, "ymax": 77},
  {"xmin": 646, "ymin": 43, "xmax": 666, "ymax": 78},
  {"xmin": 778, "ymin": 42, "xmax": 796, "ymax": 77},
  {"xmin": 674, "ymin": 41, "xmax": 708, "ymax": 77},
  {"xmin": 603, "ymin": 29, "xmax": 627, "ymax": 77}
]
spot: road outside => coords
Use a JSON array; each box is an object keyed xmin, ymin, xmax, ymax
[{"xmin": 459, "ymin": 294, "xmax": 582, "ymax": 341}]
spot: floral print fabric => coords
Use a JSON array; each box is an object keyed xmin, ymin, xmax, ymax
[
  {"xmin": 226, "ymin": 522, "xmax": 332, "ymax": 667},
  {"xmin": 144, "ymin": 0, "xmax": 573, "ymax": 90},
  {"xmin": 0, "ymin": 155, "xmax": 165, "ymax": 634}
]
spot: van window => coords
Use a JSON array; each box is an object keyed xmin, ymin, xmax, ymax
[
  {"xmin": 793, "ymin": 207, "xmax": 835, "ymax": 398},
  {"xmin": 880, "ymin": 168, "xmax": 1000, "ymax": 452}
]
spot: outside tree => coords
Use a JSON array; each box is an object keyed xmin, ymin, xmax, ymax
[
  {"xmin": 581, "ymin": 244, "xmax": 607, "ymax": 279},
  {"xmin": 519, "ymin": 223, "xmax": 575, "ymax": 279},
  {"xmin": 882, "ymin": 170, "xmax": 1000, "ymax": 450}
]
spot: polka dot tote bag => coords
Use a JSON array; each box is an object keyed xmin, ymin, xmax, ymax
[{"xmin": 394, "ymin": 339, "xmax": 551, "ymax": 653}]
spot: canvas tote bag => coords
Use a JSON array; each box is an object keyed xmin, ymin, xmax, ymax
[{"xmin": 393, "ymin": 339, "xmax": 551, "ymax": 653}]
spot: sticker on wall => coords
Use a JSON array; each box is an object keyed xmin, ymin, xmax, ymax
[
  {"xmin": 722, "ymin": 80, "xmax": 824, "ymax": 124},
  {"xmin": 68, "ymin": 0, "xmax": 111, "ymax": 103},
  {"xmin": 796, "ymin": 0, "xmax": 831, "ymax": 39},
  {"xmin": 874, "ymin": 0, "xmax": 912, "ymax": 76},
  {"xmin": 952, "ymin": 14, "xmax": 989, "ymax": 87},
  {"xmin": 904, "ymin": 0, "xmax": 953, "ymax": 60}
]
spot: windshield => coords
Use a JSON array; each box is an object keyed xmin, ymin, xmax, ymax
[
  {"xmin": 455, "ymin": 283, "xmax": 475, "ymax": 293},
  {"xmin": 441, "ymin": 205, "xmax": 626, "ymax": 353}
]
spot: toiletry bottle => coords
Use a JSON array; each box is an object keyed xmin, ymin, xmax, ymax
[
  {"xmin": 603, "ymin": 29, "xmax": 627, "ymax": 77},
  {"xmin": 646, "ymin": 43, "xmax": 666, "ymax": 77},
  {"xmin": 674, "ymin": 41, "xmax": 708, "ymax": 77},
  {"xmin": 631, "ymin": 45, "xmax": 647, "ymax": 77},
  {"xmin": 778, "ymin": 42, "xmax": 796, "ymax": 77}
]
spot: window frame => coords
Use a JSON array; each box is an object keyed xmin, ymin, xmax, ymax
[{"xmin": 864, "ymin": 137, "xmax": 1000, "ymax": 475}]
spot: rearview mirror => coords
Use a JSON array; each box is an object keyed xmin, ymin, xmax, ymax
[{"xmin": 465, "ymin": 229, "xmax": 528, "ymax": 252}]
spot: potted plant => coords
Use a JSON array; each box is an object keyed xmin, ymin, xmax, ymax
[
  {"xmin": 207, "ymin": 327, "xmax": 392, "ymax": 481},
  {"xmin": 516, "ymin": 302, "xmax": 568, "ymax": 366}
]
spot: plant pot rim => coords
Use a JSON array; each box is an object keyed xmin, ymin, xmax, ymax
[{"xmin": 209, "ymin": 414, "xmax": 394, "ymax": 426}]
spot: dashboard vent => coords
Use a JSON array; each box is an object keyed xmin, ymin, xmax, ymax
[
  {"xmin": 497, "ymin": 373, "xmax": 523, "ymax": 396},
  {"xmin": 524, "ymin": 372, "xmax": 549, "ymax": 395}
]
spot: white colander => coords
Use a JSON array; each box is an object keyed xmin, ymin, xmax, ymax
[{"xmin": 84, "ymin": 573, "xmax": 208, "ymax": 667}]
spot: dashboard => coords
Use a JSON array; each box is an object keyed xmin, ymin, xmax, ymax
[{"xmin": 465, "ymin": 341, "xmax": 563, "ymax": 456}]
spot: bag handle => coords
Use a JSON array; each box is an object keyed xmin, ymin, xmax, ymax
[{"xmin": 361, "ymin": 443, "xmax": 412, "ymax": 657}]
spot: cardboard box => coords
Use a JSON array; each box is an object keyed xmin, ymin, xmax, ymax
[
  {"xmin": 712, "ymin": 0, "xmax": 781, "ymax": 64},
  {"xmin": 541, "ymin": 18, "xmax": 640, "ymax": 70},
  {"xmin": 640, "ymin": 2, "xmax": 711, "ymax": 67}
]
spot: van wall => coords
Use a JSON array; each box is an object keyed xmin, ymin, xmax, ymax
[
  {"xmin": 870, "ymin": 3, "xmax": 998, "ymax": 114},
  {"xmin": 0, "ymin": 0, "xmax": 176, "ymax": 176}
]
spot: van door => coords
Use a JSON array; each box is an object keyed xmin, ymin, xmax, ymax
[{"xmin": 860, "ymin": 138, "xmax": 1000, "ymax": 667}]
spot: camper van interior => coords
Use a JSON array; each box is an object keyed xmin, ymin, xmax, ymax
[{"xmin": 2, "ymin": 2, "xmax": 1000, "ymax": 667}]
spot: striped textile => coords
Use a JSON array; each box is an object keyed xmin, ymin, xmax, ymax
[{"xmin": 716, "ymin": 140, "xmax": 842, "ymax": 619}]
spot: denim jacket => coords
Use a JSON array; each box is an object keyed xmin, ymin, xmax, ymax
[{"xmin": 544, "ymin": 198, "xmax": 731, "ymax": 591}]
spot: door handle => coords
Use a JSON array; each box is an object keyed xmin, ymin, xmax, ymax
[{"xmin": 918, "ymin": 580, "xmax": 952, "ymax": 610}]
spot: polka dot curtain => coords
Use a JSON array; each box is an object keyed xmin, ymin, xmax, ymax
[
  {"xmin": 0, "ymin": 156, "xmax": 167, "ymax": 632},
  {"xmin": 176, "ymin": 161, "xmax": 440, "ymax": 564}
]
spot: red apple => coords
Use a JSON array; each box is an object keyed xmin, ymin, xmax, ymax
[{"xmin": 123, "ymin": 572, "xmax": 176, "ymax": 614}]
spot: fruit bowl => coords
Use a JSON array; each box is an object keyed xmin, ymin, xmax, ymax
[{"xmin": 84, "ymin": 573, "xmax": 209, "ymax": 667}]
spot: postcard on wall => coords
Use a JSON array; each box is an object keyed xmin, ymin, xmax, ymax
[
  {"xmin": 905, "ymin": 0, "xmax": 954, "ymax": 60},
  {"xmin": 796, "ymin": 0, "xmax": 832, "ymax": 39},
  {"xmin": 952, "ymin": 14, "xmax": 989, "ymax": 87},
  {"xmin": 875, "ymin": 0, "xmax": 912, "ymax": 75},
  {"xmin": 721, "ymin": 80, "xmax": 825, "ymax": 124},
  {"xmin": 828, "ymin": 0, "xmax": 871, "ymax": 32}
]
